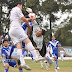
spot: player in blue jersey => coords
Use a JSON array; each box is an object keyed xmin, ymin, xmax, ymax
[
  {"xmin": 1, "ymin": 39, "xmax": 23, "ymax": 72},
  {"xmin": 47, "ymin": 35, "xmax": 61, "ymax": 71},
  {"xmin": 9, "ymin": 42, "xmax": 31, "ymax": 70}
]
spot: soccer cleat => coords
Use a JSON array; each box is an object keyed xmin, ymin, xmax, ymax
[
  {"xmin": 21, "ymin": 63, "xmax": 31, "ymax": 70},
  {"xmin": 35, "ymin": 57, "xmax": 45, "ymax": 62},
  {"xmin": 46, "ymin": 68, "xmax": 48, "ymax": 70},
  {"xmin": 57, "ymin": 67, "xmax": 60, "ymax": 70},
  {"xmin": 49, "ymin": 67, "xmax": 51, "ymax": 70}
]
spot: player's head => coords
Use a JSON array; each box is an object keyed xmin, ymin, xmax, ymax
[
  {"xmin": 52, "ymin": 35, "xmax": 56, "ymax": 41},
  {"xmin": 15, "ymin": 2, "xmax": 22, "ymax": 10},
  {"xmin": 3, "ymin": 39, "xmax": 8, "ymax": 47}
]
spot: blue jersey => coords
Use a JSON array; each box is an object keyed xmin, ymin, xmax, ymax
[
  {"xmin": 1, "ymin": 46, "xmax": 17, "ymax": 67},
  {"xmin": 1, "ymin": 46, "xmax": 10, "ymax": 59},
  {"xmin": 47, "ymin": 40, "xmax": 61, "ymax": 54},
  {"xmin": 1, "ymin": 45, "xmax": 15, "ymax": 59},
  {"xmin": 22, "ymin": 21, "xmax": 32, "ymax": 33}
]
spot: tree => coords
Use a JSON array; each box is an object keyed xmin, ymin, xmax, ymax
[
  {"xmin": 40, "ymin": 0, "xmax": 72, "ymax": 41},
  {"xmin": 55, "ymin": 18, "xmax": 72, "ymax": 46}
]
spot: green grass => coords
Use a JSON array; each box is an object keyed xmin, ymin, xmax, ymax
[{"xmin": 0, "ymin": 60, "xmax": 72, "ymax": 72}]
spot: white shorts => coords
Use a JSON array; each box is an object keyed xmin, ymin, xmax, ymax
[{"xmin": 9, "ymin": 26, "xmax": 28, "ymax": 45}]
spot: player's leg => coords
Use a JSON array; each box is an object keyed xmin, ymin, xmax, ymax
[
  {"xmin": 40, "ymin": 61, "xmax": 43, "ymax": 68},
  {"xmin": 61, "ymin": 54, "xmax": 64, "ymax": 61},
  {"xmin": 45, "ymin": 55, "xmax": 53, "ymax": 68},
  {"xmin": 23, "ymin": 38, "xmax": 45, "ymax": 61},
  {"xmin": 16, "ymin": 42, "xmax": 25, "ymax": 65},
  {"xmin": 44, "ymin": 60, "xmax": 48, "ymax": 70},
  {"xmin": 4, "ymin": 63, "xmax": 9, "ymax": 72},
  {"xmin": 45, "ymin": 50, "xmax": 53, "ymax": 68},
  {"xmin": 16, "ymin": 42, "xmax": 31, "ymax": 70},
  {"xmin": 30, "ymin": 53, "xmax": 34, "ymax": 61},
  {"xmin": 54, "ymin": 53, "xmax": 59, "ymax": 70}
]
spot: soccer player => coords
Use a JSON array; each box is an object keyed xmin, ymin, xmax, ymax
[
  {"xmin": 1, "ymin": 39, "xmax": 23, "ymax": 72},
  {"xmin": 47, "ymin": 35, "xmax": 61, "ymax": 71},
  {"xmin": 32, "ymin": 20, "xmax": 53, "ymax": 70},
  {"xmin": 24, "ymin": 9, "xmax": 52, "ymax": 70},
  {"xmin": 9, "ymin": 2, "xmax": 44, "ymax": 68},
  {"xmin": 60, "ymin": 48, "xmax": 65, "ymax": 61}
]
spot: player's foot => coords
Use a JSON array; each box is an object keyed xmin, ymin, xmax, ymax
[
  {"xmin": 41, "ymin": 66, "xmax": 43, "ymax": 69},
  {"xmin": 57, "ymin": 67, "xmax": 60, "ymax": 70},
  {"xmin": 35, "ymin": 57, "xmax": 45, "ymax": 62},
  {"xmin": 55, "ymin": 69, "xmax": 57, "ymax": 72},
  {"xmin": 21, "ymin": 63, "xmax": 31, "ymax": 70},
  {"xmin": 46, "ymin": 68, "xmax": 48, "ymax": 70},
  {"xmin": 49, "ymin": 67, "xmax": 51, "ymax": 70}
]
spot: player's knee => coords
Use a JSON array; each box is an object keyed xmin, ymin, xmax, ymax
[
  {"xmin": 54, "ymin": 56, "xmax": 57, "ymax": 60},
  {"xmin": 23, "ymin": 38, "xmax": 31, "ymax": 44},
  {"xmin": 5, "ymin": 63, "xmax": 9, "ymax": 69}
]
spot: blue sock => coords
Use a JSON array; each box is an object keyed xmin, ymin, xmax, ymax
[
  {"xmin": 30, "ymin": 54, "xmax": 34, "ymax": 61},
  {"xmin": 55, "ymin": 60, "xmax": 58, "ymax": 69},
  {"xmin": 47, "ymin": 56, "xmax": 52, "ymax": 64},
  {"xmin": 19, "ymin": 69, "xmax": 23, "ymax": 72},
  {"xmin": 4, "ymin": 69, "xmax": 8, "ymax": 72}
]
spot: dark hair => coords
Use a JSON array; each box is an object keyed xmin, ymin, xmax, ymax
[
  {"xmin": 14, "ymin": 2, "xmax": 22, "ymax": 7},
  {"xmin": 3, "ymin": 39, "xmax": 8, "ymax": 43}
]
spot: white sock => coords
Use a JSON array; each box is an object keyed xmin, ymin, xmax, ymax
[
  {"xmin": 26, "ymin": 42, "xmax": 38, "ymax": 59},
  {"xmin": 17, "ymin": 49, "xmax": 25, "ymax": 64},
  {"xmin": 40, "ymin": 61, "xmax": 43, "ymax": 67},
  {"xmin": 45, "ymin": 62, "xmax": 48, "ymax": 69}
]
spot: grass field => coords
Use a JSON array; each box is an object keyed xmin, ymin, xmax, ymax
[{"xmin": 0, "ymin": 60, "xmax": 72, "ymax": 72}]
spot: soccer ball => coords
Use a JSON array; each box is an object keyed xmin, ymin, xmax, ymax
[
  {"xmin": 28, "ymin": 13, "xmax": 36, "ymax": 20},
  {"xmin": 26, "ymin": 8, "xmax": 32, "ymax": 13}
]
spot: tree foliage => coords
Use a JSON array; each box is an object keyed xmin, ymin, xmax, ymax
[{"xmin": 55, "ymin": 18, "xmax": 72, "ymax": 46}]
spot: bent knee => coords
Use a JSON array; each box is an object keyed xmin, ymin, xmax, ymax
[
  {"xmin": 54, "ymin": 56, "xmax": 57, "ymax": 60},
  {"xmin": 5, "ymin": 63, "xmax": 9, "ymax": 69}
]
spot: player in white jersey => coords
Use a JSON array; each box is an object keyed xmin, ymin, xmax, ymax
[
  {"xmin": 60, "ymin": 48, "xmax": 65, "ymax": 61},
  {"xmin": 9, "ymin": 2, "xmax": 44, "ymax": 69},
  {"xmin": 32, "ymin": 20, "xmax": 53, "ymax": 70}
]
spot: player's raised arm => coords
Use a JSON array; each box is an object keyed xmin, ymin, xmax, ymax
[{"xmin": 21, "ymin": 16, "xmax": 29, "ymax": 26}]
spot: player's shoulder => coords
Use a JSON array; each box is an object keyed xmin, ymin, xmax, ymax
[
  {"xmin": 14, "ymin": 7, "xmax": 20, "ymax": 10},
  {"xmin": 49, "ymin": 40, "xmax": 53, "ymax": 43},
  {"xmin": 1, "ymin": 47, "xmax": 6, "ymax": 51},
  {"xmin": 12, "ymin": 7, "xmax": 21, "ymax": 12}
]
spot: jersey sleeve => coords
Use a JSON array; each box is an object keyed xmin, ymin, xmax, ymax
[
  {"xmin": 47, "ymin": 42, "xmax": 50, "ymax": 47},
  {"xmin": 17, "ymin": 8, "xmax": 24, "ymax": 18}
]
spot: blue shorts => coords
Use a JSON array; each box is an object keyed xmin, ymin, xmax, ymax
[
  {"xmin": 52, "ymin": 53, "xmax": 58, "ymax": 59},
  {"xmin": 4, "ymin": 59, "xmax": 17, "ymax": 67},
  {"xmin": 22, "ymin": 50, "xmax": 28, "ymax": 57}
]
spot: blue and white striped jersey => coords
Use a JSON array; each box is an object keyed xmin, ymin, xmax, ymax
[
  {"xmin": 47, "ymin": 40, "xmax": 61, "ymax": 54},
  {"xmin": 21, "ymin": 21, "xmax": 32, "ymax": 34},
  {"xmin": 1, "ymin": 45, "xmax": 15, "ymax": 59}
]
